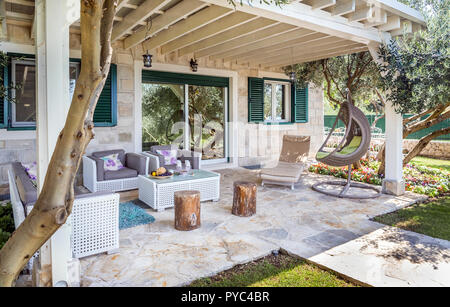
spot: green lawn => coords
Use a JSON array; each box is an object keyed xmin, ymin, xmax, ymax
[
  {"xmin": 374, "ymin": 196, "xmax": 450, "ymax": 241},
  {"xmin": 411, "ymin": 156, "xmax": 450, "ymax": 172},
  {"xmin": 189, "ymin": 254, "xmax": 357, "ymax": 287}
]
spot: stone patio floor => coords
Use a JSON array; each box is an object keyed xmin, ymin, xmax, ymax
[{"xmin": 79, "ymin": 168, "xmax": 449, "ymax": 287}]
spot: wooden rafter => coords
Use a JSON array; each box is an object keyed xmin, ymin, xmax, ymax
[
  {"xmin": 264, "ymin": 43, "xmax": 367, "ymax": 67},
  {"xmin": 195, "ymin": 23, "xmax": 296, "ymax": 58},
  {"xmin": 112, "ymin": 0, "xmax": 173, "ymax": 42},
  {"xmin": 233, "ymin": 32, "xmax": 330, "ymax": 63},
  {"xmin": 143, "ymin": 5, "xmax": 232, "ymax": 51},
  {"xmin": 214, "ymin": 28, "xmax": 314, "ymax": 62},
  {"xmin": 123, "ymin": 0, "xmax": 208, "ymax": 50},
  {"xmin": 247, "ymin": 38, "xmax": 356, "ymax": 66},
  {"xmin": 177, "ymin": 18, "xmax": 278, "ymax": 57},
  {"xmin": 160, "ymin": 11, "xmax": 258, "ymax": 54}
]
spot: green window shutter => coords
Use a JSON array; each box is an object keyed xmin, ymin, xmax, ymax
[
  {"xmin": 248, "ymin": 77, "xmax": 264, "ymax": 123},
  {"xmin": 94, "ymin": 64, "xmax": 117, "ymax": 127},
  {"xmin": 291, "ymin": 85, "xmax": 308, "ymax": 123},
  {"xmin": 0, "ymin": 63, "xmax": 7, "ymax": 129}
]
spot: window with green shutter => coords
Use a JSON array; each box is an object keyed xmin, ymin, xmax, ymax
[
  {"xmin": 248, "ymin": 77, "xmax": 264, "ymax": 123},
  {"xmin": 291, "ymin": 85, "xmax": 308, "ymax": 123},
  {"xmin": 247, "ymin": 77, "xmax": 308, "ymax": 124},
  {"xmin": 93, "ymin": 64, "xmax": 117, "ymax": 127}
]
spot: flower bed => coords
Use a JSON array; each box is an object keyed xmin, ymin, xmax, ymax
[{"xmin": 309, "ymin": 158, "xmax": 449, "ymax": 197}]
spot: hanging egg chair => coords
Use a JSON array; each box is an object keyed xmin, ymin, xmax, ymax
[{"xmin": 312, "ymin": 91, "xmax": 381, "ymax": 199}]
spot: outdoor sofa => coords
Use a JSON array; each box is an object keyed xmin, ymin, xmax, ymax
[
  {"xmin": 142, "ymin": 145, "xmax": 201, "ymax": 173},
  {"xmin": 8, "ymin": 162, "xmax": 120, "ymax": 260},
  {"xmin": 83, "ymin": 149, "xmax": 148, "ymax": 192}
]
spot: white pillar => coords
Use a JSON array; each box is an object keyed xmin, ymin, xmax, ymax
[
  {"xmin": 368, "ymin": 41, "xmax": 405, "ymax": 196},
  {"xmin": 35, "ymin": 0, "xmax": 80, "ymax": 287}
]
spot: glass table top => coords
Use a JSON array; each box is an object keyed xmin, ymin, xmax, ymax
[{"xmin": 143, "ymin": 169, "xmax": 219, "ymax": 184}]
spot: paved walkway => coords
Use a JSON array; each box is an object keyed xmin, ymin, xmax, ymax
[
  {"xmin": 309, "ymin": 225, "xmax": 450, "ymax": 287},
  {"xmin": 79, "ymin": 168, "xmax": 447, "ymax": 287}
]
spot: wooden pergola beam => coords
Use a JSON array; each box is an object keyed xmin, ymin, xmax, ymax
[
  {"xmin": 215, "ymin": 28, "xmax": 314, "ymax": 62},
  {"xmin": 264, "ymin": 43, "xmax": 366, "ymax": 67},
  {"xmin": 244, "ymin": 36, "xmax": 347, "ymax": 66},
  {"xmin": 377, "ymin": 15, "xmax": 400, "ymax": 31},
  {"xmin": 311, "ymin": 0, "xmax": 336, "ymax": 10},
  {"xmin": 246, "ymin": 38, "xmax": 355, "ymax": 66},
  {"xmin": 233, "ymin": 32, "xmax": 329, "ymax": 63},
  {"xmin": 111, "ymin": 0, "xmax": 172, "ymax": 42},
  {"xmin": 178, "ymin": 17, "xmax": 278, "ymax": 57},
  {"xmin": 143, "ymin": 5, "xmax": 232, "ymax": 51},
  {"xmin": 349, "ymin": 5, "xmax": 373, "ymax": 22},
  {"xmin": 160, "ymin": 12, "xmax": 258, "ymax": 54},
  {"xmin": 123, "ymin": 0, "xmax": 208, "ymax": 50},
  {"xmin": 331, "ymin": 0, "xmax": 356, "ymax": 16},
  {"xmin": 195, "ymin": 23, "xmax": 296, "ymax": 58}
]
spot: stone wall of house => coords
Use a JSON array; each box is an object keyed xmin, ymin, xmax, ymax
[
  {"xmin": 235, "ymin": 72, "xmax": 324, "ymax": 167},
  {"xmin": 0, "ymin": 28, "xmax": 325, "ymax": 185},
  {"xmin": 403, "ymin": 140, "xmax": 450, "ymax": 159}
]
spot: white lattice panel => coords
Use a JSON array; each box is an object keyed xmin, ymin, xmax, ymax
[{"xmin": 71, "ymin": 194, "xmax": 120, "ymax": 258}]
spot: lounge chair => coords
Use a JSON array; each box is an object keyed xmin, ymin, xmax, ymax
[{"xmin": 260, "ymin": 135, "xmax": 310, "ymax": 190}]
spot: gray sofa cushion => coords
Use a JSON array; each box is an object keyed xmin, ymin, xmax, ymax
[
  {"xmin": 104, "ymin": 167, "xmax": 138, "ymax": 181},
  {"xmin": 11, "ymin": 162, "xmax": 37, "ymax": 206},
  {"xmin": 92, "ymin": 149, "xmax": 126, "ymax": 165},
  {"xmin": 126, "ymin": 153, "xmax": 147, "ymax": 175}
]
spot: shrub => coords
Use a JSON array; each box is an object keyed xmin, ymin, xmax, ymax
[{"xmin": 0, "ymin": 203, "xmax": 14, "ymax": 249}]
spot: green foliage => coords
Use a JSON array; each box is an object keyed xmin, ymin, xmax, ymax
[
  {"xmin": 141, "ymin": 84, "xmax": 225, "ymax": 151},
  {"xmin": 378, "ymin": 0, "xmax": 449, "ymax": 114},
  {"xmin": 287, "ymin": 52, "xmax": 382, "ymax": 110},
  {"xmin": 374, "ymin": 196, "xmax": 450, "ymax": 241},
  {"xmin": 0, "ymin": 203, "xmax": 14, "ymax": 249},
  {"xmin": 189, "ymin": 254, "xmax": 356, "ymax": 287}
]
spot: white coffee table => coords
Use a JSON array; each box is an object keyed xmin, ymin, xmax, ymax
[{"xmin": 138, "ymin": 170, "xmax": 220, "ymax": 211}]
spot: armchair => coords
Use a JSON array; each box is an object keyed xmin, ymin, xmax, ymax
[
  {"xmin": 83, "ymin": 149, "xmax": 148, "ymax": 192},
  {"xmin": 142, "ymin": 145, "xmax": 201, "ymax": 173}
]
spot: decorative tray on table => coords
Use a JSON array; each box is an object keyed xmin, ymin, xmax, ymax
[{"xmin": 149, "ymin": 167, "xmax": 174, "ymax": 179}]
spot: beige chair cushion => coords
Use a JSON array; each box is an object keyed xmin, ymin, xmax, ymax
[
  {"xmin": 279, "ymin": 135, "xmax": 310, "ymax": 163},
  {"xmin": 260, "ymin": 162, "xmax": 305, "ymax": 183}
]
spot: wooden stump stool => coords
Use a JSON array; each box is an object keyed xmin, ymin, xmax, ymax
[
  {"xmin": 232, "ymin": 181, "xmax": 257, "ymax": 217},
  {"xmin": 174, "ymin": 190, "xmax": 201, "ymax": 231}
]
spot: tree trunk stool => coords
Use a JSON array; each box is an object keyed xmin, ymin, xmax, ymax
[
  {"xmin": 232, "ymin": 181, "xmax": 257, "ymax": 217},
  {"xmin": 174, "ymin": 190, "xmax": 201, "ymax": 231}
]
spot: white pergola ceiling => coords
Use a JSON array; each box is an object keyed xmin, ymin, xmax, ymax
[{"xmin": 2, "ymin": 0, "xmax": 425, "ymax": 69}]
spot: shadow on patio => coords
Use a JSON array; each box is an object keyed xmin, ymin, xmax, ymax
[{"xmin": 79, "ymin": 168, "xmax": 426, "ymax": 287}]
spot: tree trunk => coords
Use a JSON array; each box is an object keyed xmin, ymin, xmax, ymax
[
  {"xmin": 0, "ymin": 0, "xmax": 117, "ymax": 287},
  {"xmin": 403, "ymin": 127, "xmax": 450, "ymax": 166},
  {"xmin": 174, "ymin": 191, "xmax": 201, "ymax": 231},
  {"xmin": 232, "ymin": 181, "xmax": 257, "ymax": 217}
]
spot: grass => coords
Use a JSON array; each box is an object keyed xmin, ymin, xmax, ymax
[
  {"xmin": 374, "ymin": 196, "xmax": 450, "ymax": 241},
  {"xmin": 411, "ymin": 156, "xmax": 450, "ymax": 172},
  {"xmin": 189, "ymin": 254, "xmax": 357, "ymax": 287}
]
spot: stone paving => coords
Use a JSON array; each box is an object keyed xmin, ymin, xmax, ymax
[{"xmin": 79, "ymin": 168, "xmax": 437, "ymax": 287}]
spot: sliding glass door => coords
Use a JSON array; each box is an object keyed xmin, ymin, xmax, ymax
[
  {"xmin": 141, "ymin": 71, "xmax": 228, "ymax": 164},
  {"xmin": 188, "ymin": 85, "xmax": 227, "ymax": 163},
  {"xmin": 142, "ymin": 83, "xmax": 186, "ymax": 151}
]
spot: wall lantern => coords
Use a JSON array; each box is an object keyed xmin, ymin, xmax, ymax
[
  {"xmin": 190, "ymin": 58, "xmax": 198, "ymax": 72},
  {"xmin": 289, "ymin": 71, "xmax": 297, "ymax": 83},
  {"xmin": 143, "ymin": 51, "xmax": 153, "ymax": 68}
]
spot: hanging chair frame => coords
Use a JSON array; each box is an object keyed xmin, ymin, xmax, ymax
[{"xmin": 313, "ymin": 91, "xmax": 381, "ymax": 199}]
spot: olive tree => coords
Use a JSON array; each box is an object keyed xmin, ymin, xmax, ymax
[{"xmin": 0, "ymin": 0, "xmax": 117, "ymax": 287}]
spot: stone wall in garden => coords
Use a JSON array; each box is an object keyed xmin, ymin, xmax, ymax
[{"xmin": 403, "ymin": 140, "xmax": 450, "ymax": 159}]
